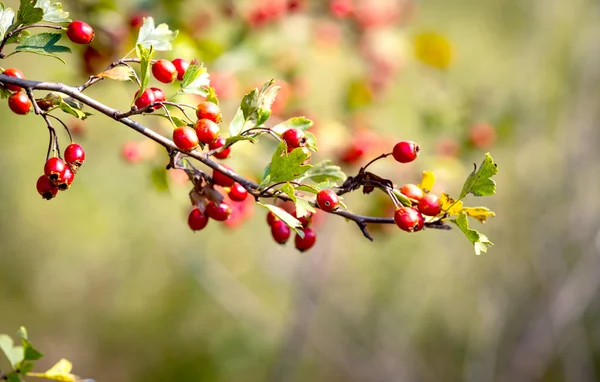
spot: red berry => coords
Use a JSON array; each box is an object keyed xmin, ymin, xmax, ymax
[
  {"xmin": 195, "ymin": 119, "xmax": 220, "ymax": 144},
  {"xmin": 66, "ymin": 21, "xmax": 95, "ymax": 44},
  {"xmin": 44, "ymin": 157, "xmax": 67, "ymax": 184},
  {"xmin": 129, "ymin": 12, "xmax": 149, "ymax": 29},
  {"xmin": 196, "ymin": 101, "xmax": 222, "ymax": 123},
  {"xmin": 281, "ymin": 128, "xmax": 306, "ymax": 149},
  {"xmin": 212, "ymin": 166, "xmax": 235, "ymax": 187},
  {"xmin": 271, "ymin": 220, "xmax": 291, "ymax": 244},
  {"xmin": 8, "ymin": 92, "xmax": 31, "ymax": 115},
  {"xmin": 173, "ymin": 126, "xmax": 199, "ymax": 151},
  {"xmin": 400, "ymin": 184, "xmax": 423, "ymax": 201},
  {"xmin": 134, "ymin": 88, "xmax": 156, "ymax": 110},
  {"xmin": 316, "ymin": 189, "xmax": 340, "ymax": 212},
  {"xmin": 417, "ymin": 194, "xmax": 441, "ymax": 216},
  {"xmin": 171, "ymin": 58, "xmax": 190, "ymax": 81},
  {"xmin": 392, "ymin": 141, "xmax": 420, "ymax": 163},
  {"xmin": 188, "ymin": 207, "xmax": 209, "ymax": 231},
  {"xmin": 469, "ymin": 122, "xmax": 496, "ymax": 149},
  {"xmin": 228, "ymin": 183, "xmax": 248, "ymax": 202},
  {"xmin": 209, "ymin": 136, "xmax": 231, "ymax": 159},
  {"xmin": 36, "ymin": 175, "xmax": 59, "ymax": 200},
  {"xmin": 330, "ymin": 0, "xmax": 353, "ymax": 18},
  {"xmin": 64, "ymin": 143, "xmax": 85, "ymax": 168},
  {"xmin": 394, "ymin": 207, "xmax": 423, "ymax": 232},
  {"xmin": 291, "ymin": 210, "xmax": 312, "ymax": 228},
  {"xmin": 206, "ymin": 201, "xmax": 232, "ymax": 221},
  {"xmin": 267, "ymin": 211, "xmax": 279, "ymax": 226},
  {"xmin": 57, "ymin": 167, "xmax": 75, "ymax": 190},
  {"xmin": 150, "ymin": 87, "xmax": 165, "ymax": 110},
  {"xmin": 2, "ymin": 68, "xmax": 25, "ymax": 92},
  {"xmin": 152, "ymin": 59, "xmax": 177, "ymax": 83},
  {"xmin": 295, "ymin": 228, "xmax": 317, "ymax": 252}
]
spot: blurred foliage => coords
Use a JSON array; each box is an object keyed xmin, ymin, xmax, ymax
[{"xmin": 1, "ymin": 0, "xmax": 600, "ymax": 381}]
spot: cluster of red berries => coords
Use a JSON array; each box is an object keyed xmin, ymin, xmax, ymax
[
  {"xmin": 36, "ymin": 144, "xmax": 86, "ymax": 200},
  {"xmin": 2, "ymin": 68, "xmax": 33, "ymax": 115},
  {"xmin": 171, "ymin": 100, "xmax": 228, "ymax": 156},
  {"xmin": 133, "ymin": 58, "xmax": 190, "ymax": 111},
  {"xmin": 267, "ymin": 210, "xmax": 317, "ymax": 252}
]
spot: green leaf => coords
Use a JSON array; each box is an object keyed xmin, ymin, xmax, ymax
[
  {"xmin": 136, "ymin": 17, "xmax": 177, "ymax": 51},
  {"xmin": 280, "ymin": 182, "xmax": 296, "ymax": 202},
  {"xmin": 35, "ymin": 0, "xmax": 70, "ymax": 23},
  {"xmin": 305, "ymin": 131, "xmax": 317, "ymax": 152},
  {"xmin": 451, "ymin": 212, "xmax": 493, "ymax": 255},
  {"xmin": 0, "ymin": 334, "xmax": 24, "ymax": 368},
  {"xmin": 228, "ymin": 107, "xmax": 245, "ymax": 137},
  {"xmin": 267, "ymin": 141, "xmax": 312, "ymax": 183},
  {"xmin": 135, "ymin": 44, "xmax": 153, "ymax": 99},
  {"xmin": 295, "ymin": 184, "xmax": 319, "ymax": 194},
  {"xmin": 17, "ymin": 327, "xmax": 43, "ymax": 363},
  {"xmin": 256, "ymin": 84, "xmax": 279, "ymax": 126},
  {"xmin": 298, "ymin": 160, "xmax": 346, "ymax": 183},
  {"xmin": 260, "ymin": 163, "xmax": 271, "ymax": 185},
  {"xmin": 150, "ymin": 166, "xmax": 169, "ymax": 192},
  {"xmin": 391, "ymin": 189, "xmax": 413, "ymax": 207},
  {"xmin": 205, "ymin": 86, "xmax": 219, "ymax": 105},
  {"xmin": 0, "ymin": 86, "xmax": 13, "ymax": 99},
  {"xmin": 0, "ymin": 4, "xmax": 15, "ymax": 42},
  {"xmin": 271, "ymin": 117, "xmax": 313, "ymax": 135},
  {"xmin": 7, "ymin": 373, "xmax": 22, "ymax": 382},
  {"xmin": 256, "ymin": 203, "xmax": 304, "ymax": 237},
  {"xmin": 240, "ymin": 88, "xmax": 259, "ymax": 120},
  {"xmin": 459, "ymin": 153, "xmax": 498, "ymax": 199},
  {"xmin": 294, "ymin": 198, "xmax": 315, "ymax": 218},
  {"xmin": 180, "ymin": 61, "xmax": 209, "ymax": 96},
  {"xmin": 224, "ymin": 134, "xmax": 257, "ymax": 148},
  {"xmin": 15, "ymin": 0, "xmax": 43, "ymax": 27},
  {"xmin": 38, "ymin": 93, "xmax": 90, "ymax": 119},
  {"xmin": 13, "ymin": 33, "xmax": 70, "ymax": 63}
]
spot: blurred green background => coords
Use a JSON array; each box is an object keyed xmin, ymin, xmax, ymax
[{"xmin": 2, "ymin": 0, "xmax": 600, "ymax": 381}]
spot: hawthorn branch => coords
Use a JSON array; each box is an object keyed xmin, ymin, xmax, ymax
[{"xmin": 0, "ymin": 74, "xmax": 450, "ymax": 240}]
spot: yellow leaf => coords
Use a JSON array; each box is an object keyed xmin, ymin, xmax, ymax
[
  {"xmin": 463, "ymin": 207, "xmax": 496, "ymax": 224},
  {"xmin": 440, "ymin": 193, "xmax": 462, "ymax": 216},
  {"xmin": 27, "ymin": 359, "xmax": 78, "ymax": 382},
  {"xmin": 418, "ymin": 171, "xmax": 436, "ymax": 193},
  {"xmin": 414, "ymin": 32, "xmax": 453, "ymax": 70},
  {"xmin": 96, "ymin": 65, "xmax": 136, "ymax": 81}
]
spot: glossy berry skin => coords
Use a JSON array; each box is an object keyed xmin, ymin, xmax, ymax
[
  {"xmin": 282, "ymin": 128, "xmax": 306, "ymax": 149},
  {"xmin": 171, "ymin": 58, "xmax": 190, "ymax": 81},
  {"xmin": 316, "ymin": 189, "xmax": 340, "ymax": 212},
  {"xmin": 36, "ymin": 175, "xmax": 59, "ymax": 200},
  {"xmin": 394, "ymin": 207, "xmax": 423, "ymax": 232},
  {"xmin": 134, "ymin": 88, "xmax": 156, "ymax": 110},
  {"xmin": 212, "ymin": 166, "xmax": 235, "ymax": 187},
  {"xmin": 295, "ymin": 228, "xmax": 317, "ymax": 252},
  {"xmin": 188, "ymin": 207, "xmax": 209, "ymax": 231},
  {"xmin": 400, "ymin": 184, "xmax": 423, "ymax": 201},
  {"xmin": 2, "ymin": 68, "xmax": 25, "ymax": 91},
  {"xmin": 196, "ymin": 101, "xmax": 222, "ymax": 123},
  {"xmin": 195, "ymin": 119, "xmax": 220, "ymax": 144},
  {"xmin": 64, "ymin": 143, "xmax": 85, "ymax": 168},
  {"xmin": 173, "ymin": 126, "xmax": 199, "ymax": 151},
  {"xmin": 44, "ymin": 157, "xmax": 67, "ymax": 184},
  {"xmin": 206, "ymin": 201, "xmax": 232, "ymax": 221},
  {"xmin": 228, "ymin": 183, "xmax": 248, "ymax": 202},
  {"xmin": 209, "ymin": 136, "xmax": 231, "ymax": 159},
  {"xmin": 418, "ymin": 194, "xmax": 441, "ymax": 216},
  {"xmin": 150, "ymin": 87, "xmax": 165, "ymax": 110},
  {"xmin": 8, "ymin": 92, "xmax": 31, "ymax": 114},
  {"xmin": 392, "ymin": 141, "xmax": 420, "ymax": 163},
  {"xmin": 57, "ymin": 167, "xmax": 74, "ymax": 190},
  {"xmin": 66, "ymin": 21, "xmax": 95, "ymax": 44},
  {"xmin": 267, "ymin": 211, "xmax": 279, "ymax": 226},
  {"xmin": 271, "ymin": 220, "xmax": 291, "ymax": 244},
  {"xmin": 152, "ymin": 59, "xmax": 177, "ymax": 83}
]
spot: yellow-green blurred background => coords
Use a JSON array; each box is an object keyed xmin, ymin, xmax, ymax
[{"xmin": 2, "ymin": 0, "xmax": 600, "ymax": 381}]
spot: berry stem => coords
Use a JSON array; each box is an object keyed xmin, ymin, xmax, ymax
[
  {"xmin": 45, "ymin": 113, "xmax": 74, "ymax": 144},
  {"xmin": 360, "ymin": 152, "xmax": 393, "ymax": 172}
]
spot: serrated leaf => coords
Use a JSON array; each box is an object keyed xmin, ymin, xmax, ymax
[
  {"xmin": 267, "ymin": 141, "xmax": 312, "ymax": 183},
  {"xmin": 96, "ymin": 65, "xmax": 136, "ymax": 82},
  {"xmin": 294, "ymin": 198, "xmax": 315, "ymax": 218},
  {"xmin": 0, "ymin": 4, "xmax": 15, "ymax": 42},
  {"xmin": 256, "ymin": 84, "xmax": 279, "ymax": 126},
  {"xmin": 228, "ymin": 107, "xmax": 245, "ymax": 136},
  {"xmin": 295, "ymin": 184, "xmax": 320, "ymax": 194},
  {"xmin": 0, "ymin": 334, "xmax": 24, "ymax": 368},
  {"xmin": 27, "ymin": 358, "xmax": 77, "ymax": 381},
  {"xmin": 280, "ymin": 182, "xmax": 296, "ymax": 202},
  {"xmin": 136, "ymin": 17, "xmax": 177, "ymax": 51},
  {"xmin": 180, "ymin": 61, "xmax": 209, "ymax": 96},
  {"xmin": 240, "ymin": 88, "xmax": 259, "ymax": 120},
  {"xmin": 440, "ymin": 192, "xmax": 463, "ymax": 215},
  {"xmin": 418, "ymin": 170, "xmax": 436, "ymax": 193},
  {"xmin": 271, "ymin": 117, "xmax": 313, "ymax": 135},
  {"xmin": 257, "ymin": 203, "xmax": 304, "ymax": 237},
  {"xmin": 298, "ymin": 160, "xmax": 346, "ymax": 183},
  {"xmin": 460, "ymin": 153, "xmax": 497, "ymax": 199},
  {"xmin": 451, "ymin": 212, "xmax": 493, "ymax": 255},
  {"xmin": 150, "ymin": 166, "xmax": 169, "ymax": 193},
  {"xmin": 15, "ymin": 0, "xmax": 44, "ymax": 27},
  {"xmin": 224, "ymin": 134, "xmax": 257, "ymax": 148},
  {"xmin": 17, "ymin": 328, "xmax": 43, "ymax": 363},
  {"xmin": 463, "ymin": 207, "xmax": 496, "ymax": 224},
  {"xmin": 305, "ymin": 131, "xmax": 317, "ymax": 152},
  {"xmin": 13, "ymin": 32, "xmax": 70, "ymax": 63},
  {"xmin": 35, "ymin": 0, "xmax": 70, "ymax": 23},
  {"xmin": 135, "ymin": 44, "xmax": 153, "ymax": 98},
  {"xmin": 205, "ymin": 86, "xmax": 219, "ymax": 105},
  {"xmin": 392, "ymin": 189, "xmax": 413, "ymax": 207}
]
